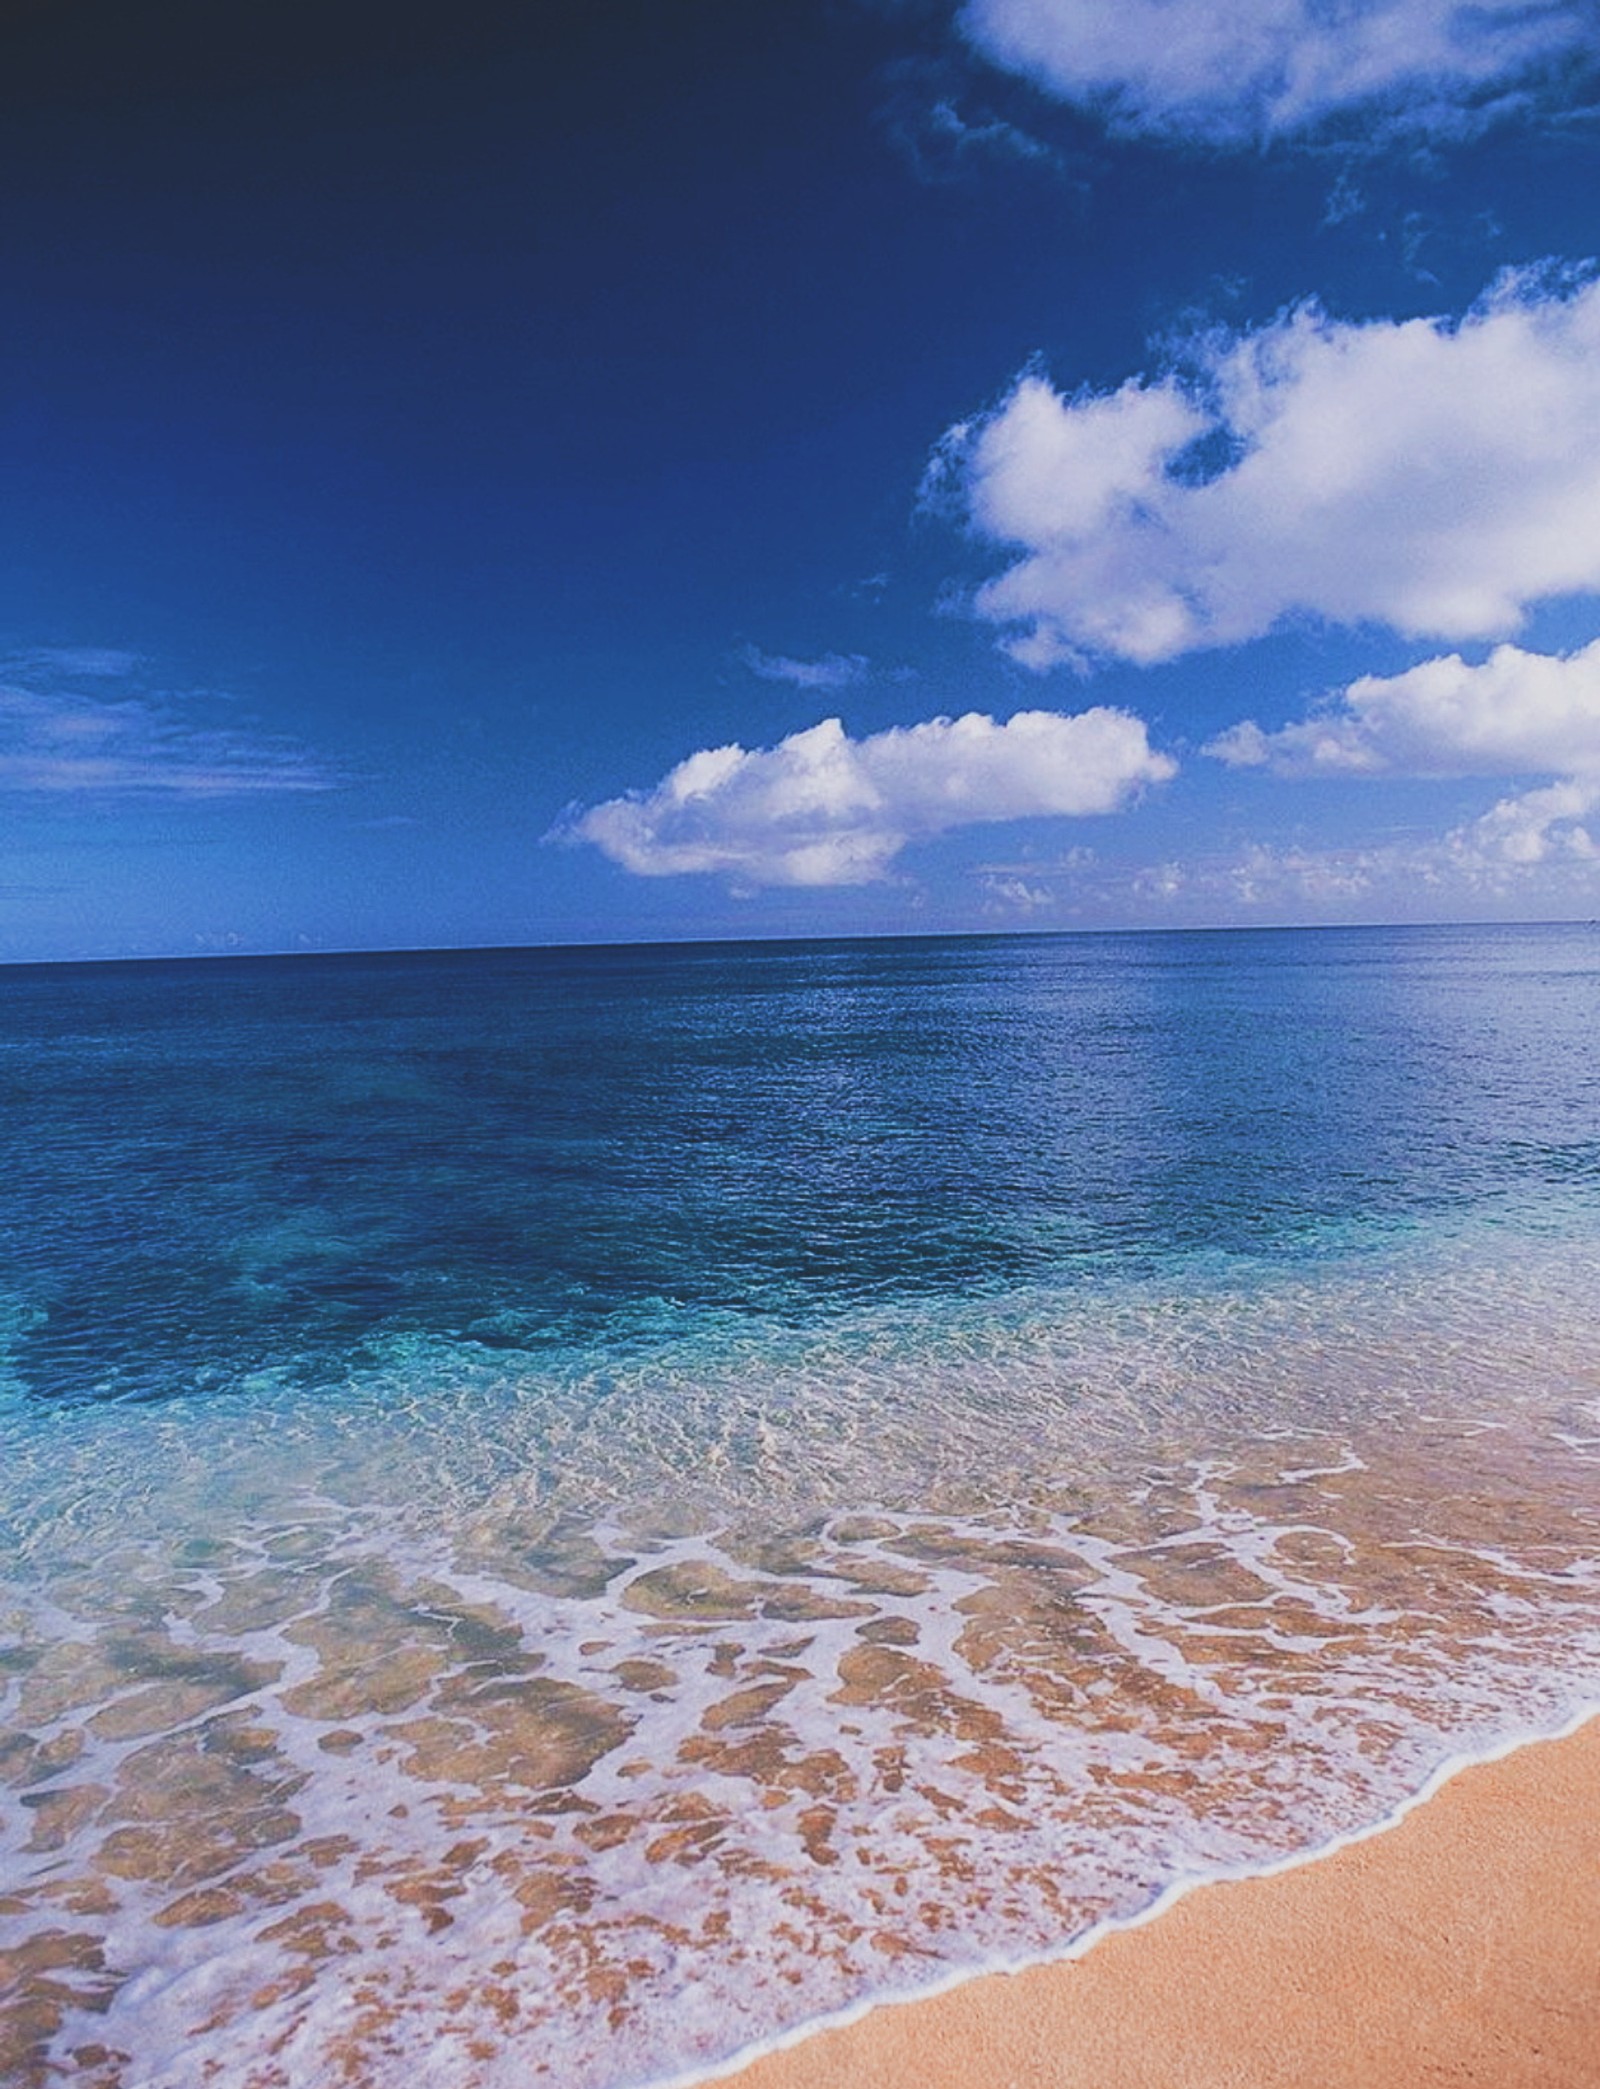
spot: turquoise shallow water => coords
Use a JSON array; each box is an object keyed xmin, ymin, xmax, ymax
[{"xmin": 2, "ymin": 925, "xmax": 1599, "ymax": 2085}]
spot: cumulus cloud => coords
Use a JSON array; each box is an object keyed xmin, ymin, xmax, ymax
[
  {"xmin": 571, "ymin": 708, "xmax": 1174, "ymax": 887},
  {"xmin": 1460, "ymin": 777, "xmax": 1599, "ymax": 864},
  {"xmin": 0, "ymin": 671, "xmax": 331, "ymax": 795},
  {"xmin": 1203, "ymin": 635, "xmax": 1600, "ymax": 905},
  {"xmin": 1210, "ymin": 638, "xmax": 1600, "ymax": 778},
  {"xmin": 959, "ymin": 0, "xmax": 1597, "ymax": 143},
  {"xmin": 947, "ymin": 269, "xmax": 1600, "ymax": 667},
  {"xmin": 740, "ymin": 647, "xmax": 871, "ymax": 691},
  {"xmin": 981, "ymin": 872, "xmax": 1058, "ymax": 911}
]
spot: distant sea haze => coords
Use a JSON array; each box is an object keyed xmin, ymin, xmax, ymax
[{"xmin": 3, "ymin": 925, "xmax": 1599, "ymax": 2087}]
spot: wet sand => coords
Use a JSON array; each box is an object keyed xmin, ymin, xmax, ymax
[{"xmin": 722, "ymin": 1714, "xmax": 1600, "ymax": 2089}]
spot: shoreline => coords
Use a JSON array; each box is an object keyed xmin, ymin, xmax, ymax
[{"xmin": 684, "ymin": 1708, "xmax": 1600, "ymax": 2089}]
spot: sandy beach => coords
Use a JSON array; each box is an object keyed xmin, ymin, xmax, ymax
[{"xmin": 724, "ymin": 1716, "xmax": 1600, "ymax": 2089}]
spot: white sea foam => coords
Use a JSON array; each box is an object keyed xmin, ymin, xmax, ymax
[
  {"xmin": 3, "ymin": 1210, "xmax": 1600, "ymax": 2086},
  {"xmin": 668, "ymin": 1699, "xmax": 1600, "ymax": 2089}
]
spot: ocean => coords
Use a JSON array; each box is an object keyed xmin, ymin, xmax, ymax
[{"xmin": 2, "ymin": 923, "xmax": 1598, "ymax": 2086}]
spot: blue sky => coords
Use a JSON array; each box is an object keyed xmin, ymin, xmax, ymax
[{"xmin": 3, "ymin": 0, "xmax": 1599, "ymax": 958}]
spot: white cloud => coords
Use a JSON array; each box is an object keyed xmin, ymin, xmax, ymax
[
  {"xmin": 1459, "ymin": 777, "xmax": 1599, "ymax": 864},
  {"xmin": 1209, "ymin": 638, "xmax": 1600, "ymax": 778},
  {"xmin": 959, "ymin": 0, "xmax": 1596, "ymax": 143},
  {"xmin": 980, "ymin": 872, "xmax": 1058, "ymax": 911},
  {"xmin": 1202, "ymin": 635, "xmax": 1600, "ymax": 908},
  {"xmin": 740, "ymin": 647, "xmax": 871, "ymax": 691},
  {"xmin": 950, "ymin": 269, "xmax": 1600, "ymax": 666},
  {"xmin": 572, "ymin": 708, "xmax": 1175, "ymax": 887},
  {"xmin": 1128, "ymin": 787, "xmax": 1600, "ymax": 919},
  {"xmin": 0, "ymin": 677, "xmax": 331, "ymax": 795}
]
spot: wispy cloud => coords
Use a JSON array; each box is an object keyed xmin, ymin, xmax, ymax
[
  {"xmin": 959, "ymin": 0, "xmax": 1598, "ymax": 145},
  {"xmin": 1321, "ymin": 171, "xmax": 1367, "ymax": 227},
  {"xmin": 567, "ymin": 707, "xmax": 1174, "ymax": 888},
  {"xmin": 882, "ymin": 56, "xmax": 1066, "ymax": 182},
  {"xmin": 940, "ymin": 267, "xmax": 1600, "ymax": 667},
  {"xmin": 968, "ymin": 787, "xmax": 1600, "ymax": 918},
  {"xmin": 739, "ymin": 646, "xmax": 872, "ymax": 691},
  {"xmin": 0, "ymin": 656, "xmax": 333, "ymax": 796},
  {"xmin": 1133, "ymin": 788, "xmax": 1600, "ymax": 917},
  {"xmin": 7, "ymin": 646, "xmax": 143, "ymax": 681}
]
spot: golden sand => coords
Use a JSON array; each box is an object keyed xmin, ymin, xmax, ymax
[{"xmin": 725, "ymin": 1715, "xmax": 1600, "ymax": 2089}]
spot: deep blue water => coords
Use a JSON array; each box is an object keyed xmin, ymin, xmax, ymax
[{"xmin": 2, "ymin": 922, "xmax": 1596, "ymax": 1409}]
